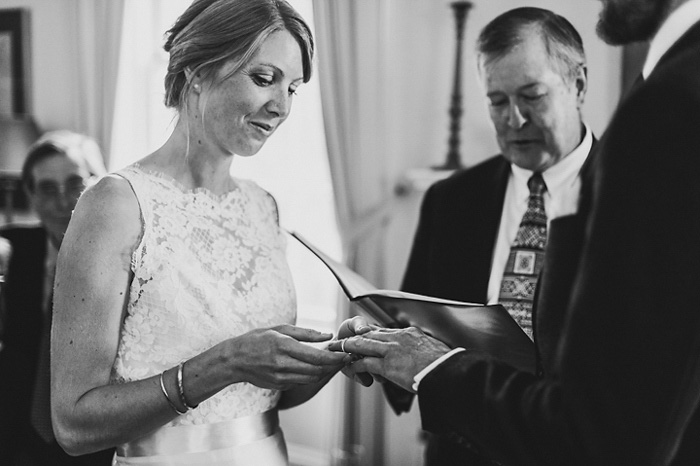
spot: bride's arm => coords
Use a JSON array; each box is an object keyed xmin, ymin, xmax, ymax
[
  {"xmin": 51, "ymin": 175, "xmax": 220, "ymax": 454},
  {"xmin": 51, "ymin": 175, "xmax": 180, "ymax": 454},
  {"xmin": 51, "ymin": 175, "xmax": 349, "ymax": 455}
]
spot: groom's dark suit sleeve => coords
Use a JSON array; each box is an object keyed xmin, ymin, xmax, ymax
[{"xmin": 416, "ymin": 24, "xmax": 700, "ymax": 466}]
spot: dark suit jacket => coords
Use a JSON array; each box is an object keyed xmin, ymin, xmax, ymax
[
  {"xmin": 417, "ymin": 20, "xmax": 700, "ymax": 466},
  {"xmin": 401, "ymin": 147, "xmax": 594, "ymax": 465},
  {"xmin": 0, "ymin": 225, "xmax": 114, "ymax": 465},
  {"xmin": 401, "ymin": 156, "xmax": 510, "ymax": 466},
  {"xmin": 0, "ymin": 226, "xmax": 47, "ymax": 462},
  {"xmin": 402, "ymin": 155, "xmax": 510, "ymax": 304}
]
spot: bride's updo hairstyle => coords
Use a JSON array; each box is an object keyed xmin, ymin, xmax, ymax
[{"xmin": 163, "ymin": 0, "xmax": 314, "ymax": 111}]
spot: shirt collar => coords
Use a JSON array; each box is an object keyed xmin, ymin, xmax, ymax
[
  {"xmin": 511, "ymin": 123, "xmax": 592, "ymax": 196},
  {"xmin": 643, "ymin": 0, "xmax": 700, "ymax": 78}
]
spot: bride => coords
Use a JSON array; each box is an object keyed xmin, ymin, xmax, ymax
[{"xmin": 50, "ymin": 0, "xmax": 350, "ymax": 464}]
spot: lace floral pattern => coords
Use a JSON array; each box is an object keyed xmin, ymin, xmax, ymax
[{"xmin": 111, "ymin": 164, "xmax": 296, "ymax": 426}]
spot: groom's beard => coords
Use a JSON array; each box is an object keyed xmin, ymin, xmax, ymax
[{"xmin": 596, "ymin": 0, "xmax": 672, "ymax": 45}]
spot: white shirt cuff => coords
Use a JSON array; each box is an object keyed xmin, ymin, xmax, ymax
[{"xmin": 411, "ymin": 348, "xmax": 466, "ymax": 392}]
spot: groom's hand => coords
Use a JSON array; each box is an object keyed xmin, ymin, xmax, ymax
[
  {"xmin": 335, "ymin": 316, "xmax": 376, "ymax": 386},
  {"xmin": 329, "ymin": 327, "xmax": 451, "ymax": 393}
]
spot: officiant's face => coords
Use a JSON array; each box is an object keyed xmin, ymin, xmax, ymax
[{"xmin": 480, "ymin": 28, "xmax": 586, "ymax": 172}]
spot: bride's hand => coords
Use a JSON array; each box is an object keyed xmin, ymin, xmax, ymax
[
  {"xmin": 225, "ymin": 324, "xmax": 351, "ymax": 390},
  {"xmin": 335, "ymin": 316, "xmax": 376, "ymax": 387}
]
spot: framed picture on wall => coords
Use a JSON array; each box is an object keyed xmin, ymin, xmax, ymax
[{"xmin": 0, "ymin": 8, "xmax": 31, "ymax": 116}]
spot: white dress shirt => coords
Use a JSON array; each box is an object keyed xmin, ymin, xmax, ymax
[
  {"xmin": 43, "ymin": 238, "xmax": 58, "ymax": 316},
  {"xmin": 486, "ymin": 125, "xmax": 593, "ymax": 304},
  {"xmin": 413, "ymin": 125, "xmax": 592, "ymax": 392}
]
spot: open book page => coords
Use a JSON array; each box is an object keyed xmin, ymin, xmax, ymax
[
  {"xmin": 290, "ymin": 232, "xmax": 481, "ymax": 304},
  {"xmin": 290, "ymin": 231, "xmax": 536, "ymax": 373},
  {"xmin": 289, "ymin": 231, "xmax": 378, "ymax": 299}
]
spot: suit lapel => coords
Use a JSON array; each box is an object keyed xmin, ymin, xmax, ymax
[
  {"xmin": 451, "ymin": 158, "xmax": 510, "ymax": 301},
  {"xmin": 653, "ymin": 20, "xmax": 700, "ymax": 74}
]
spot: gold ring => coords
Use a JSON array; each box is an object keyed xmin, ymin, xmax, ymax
[{"xmin": 341, "ymin": 339, "xmax": 348, "ymax": 353}]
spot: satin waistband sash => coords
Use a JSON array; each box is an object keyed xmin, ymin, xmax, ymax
[{"xmin": 117, "ymin": 409, "xmax": 279, "ymax": 457}]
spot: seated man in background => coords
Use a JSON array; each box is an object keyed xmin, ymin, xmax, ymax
[
  {"xmin": 389, "ymin": 7, "xmax": 595, "ymax": 466},
  {"xmin": 0, "ymin": 130, "xmax": 113, "ymax": 465}
]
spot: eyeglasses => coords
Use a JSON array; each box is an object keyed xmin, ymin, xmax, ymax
[{"xmin": 34, "ymin": 176, "xmax": 87, "ymax": 200}]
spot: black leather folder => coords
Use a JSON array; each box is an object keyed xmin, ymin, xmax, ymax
[{"xmin": 291, "ymin": 232, "xmax": 536, "ymax": 373}]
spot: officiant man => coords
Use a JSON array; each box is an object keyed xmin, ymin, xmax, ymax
[
  {"xmin": 385, "ymin": 8, "xmax": 595, "ymax": 466},
  {"xmin": 338, "ymin": 0, "xmax": 700, "ymax": 463}
]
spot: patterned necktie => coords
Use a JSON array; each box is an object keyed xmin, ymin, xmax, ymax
[{"xmin": 498, "ymin": 173, "xmax": 547, "ymax": 340}]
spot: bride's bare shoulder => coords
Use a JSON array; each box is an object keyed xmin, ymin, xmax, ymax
[{"xmin": 70, "ymin": 174, "xmax": 141, "ymax": 239}]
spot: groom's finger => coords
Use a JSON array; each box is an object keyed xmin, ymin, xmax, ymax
[
  {"xmin": 349, "ymin": 356, "xmax": 385, "ymax": 380},
  {"xmin": 342, "ymin": 366, "xmax": 374, "ymax": 386},
  {"xmin": 328, "ymin": 336, "xmax": 386, "ymax": 356}
]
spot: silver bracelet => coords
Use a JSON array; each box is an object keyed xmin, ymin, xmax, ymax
[
  {"xmin": 159, "ymin": 370, "xmax": 186, "ymax": 415},
  {"xmin": 177, "ymin": 361, "xmax": 198, "ymax": 411}
]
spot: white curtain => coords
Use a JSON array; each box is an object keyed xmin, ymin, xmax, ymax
[
  {"xmin": 313, "ymin": 0, "xmax": 396, "ymax": 263},
  {"xmin": 313, "ymin": 1, "xmax": 400, "ymax": 464},
  {"xmin": 73, "ymin": 0, "xmax": 125, "ymax": 167}
]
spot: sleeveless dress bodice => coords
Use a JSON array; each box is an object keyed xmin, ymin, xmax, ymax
[{"xmin": 111, "ymin": 164, "xmax": 296, "ymax": 427}]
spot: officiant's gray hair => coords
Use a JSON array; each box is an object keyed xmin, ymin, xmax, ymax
[
  {"xmin": 477, "ymin": 7, "xmax": 586, "ymax": 83},
  {"xmin": 22, "ymin": 131, "xmax": 106, "ymax": 192},
  {"xmin": 162, "ymin": 0, "xmax": 314, "ymax": 111}
]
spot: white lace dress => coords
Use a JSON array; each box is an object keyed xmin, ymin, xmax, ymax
[{"xmin": 111, "ymin": 164, "xmax": 296, "ymax": 465}]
